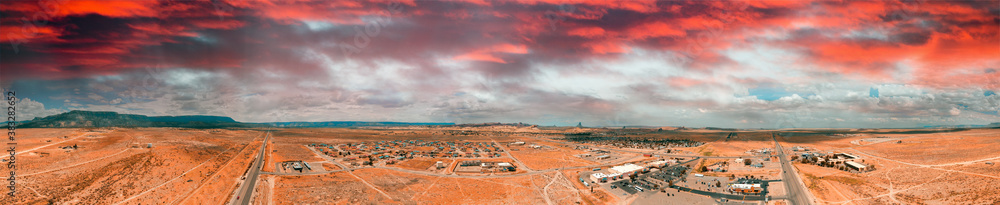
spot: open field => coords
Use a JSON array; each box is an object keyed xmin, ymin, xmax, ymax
[
  {"xmin": 0, "ymin": 128, "xmax": 263, "ymax": 204},
  {"xmin": 506, "ymin": 138, "xmax": 599, "ymax": 170},
  {"xmin": 784, "ymin": 129, "xmax": 1000, "ymax": 205},
  {"xmin": 695, "ymin": 132, "xmax": 774, "ymax": 157},
  {"xmin": 389, "ymin": 157, "xmax": 447, "ymax": 171},
  {"xmin": 853, "ymin": 131, "xmax": 1000, "ymax": 165}
]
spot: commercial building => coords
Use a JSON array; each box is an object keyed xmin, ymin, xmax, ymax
[
  {"xmin": 645, "ymin": 160, "xmax": 668, "ymax": 168},
  {"xmin": 610, "ymin": 163, "xmax": 646, "ymax": 175},
  {"xmin": 590, "ymin": 173, "xmax": 609, "ymax": 183},
  {"xmin": 729, "ymin": 183, "xmax": 763, "ymax": 194}
]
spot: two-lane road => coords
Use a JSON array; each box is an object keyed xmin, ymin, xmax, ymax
[
  {"xmin": 774, "ymin": 133, "xmax": 812, "ymax": 205},
  {"xmin": 231, "ymin": 131, "xmax": 270, "ymax": 205}
]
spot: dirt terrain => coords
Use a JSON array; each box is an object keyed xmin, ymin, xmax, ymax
[
  {"xmin": 506, "ymin": 138, "xmax": 598, "ymax": 170},
  {"xmin": 784, "ymin": 129, "xmax": 1000, "ymax": 205},
  {"xmin": 696, "ymin": 132, "xmax": 774, "ymax": 157},
  {"xmin": 3, "ymin": 127, "xmax": 996, "ymax": 204},
  {"xmin": 0, "ymin": 128, "xmax": 263, "ymax": 205}
]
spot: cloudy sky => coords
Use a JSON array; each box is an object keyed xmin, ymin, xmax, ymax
[{"xmin": 1, "ymin": 0, "xmax": 998, "ymax": 128}]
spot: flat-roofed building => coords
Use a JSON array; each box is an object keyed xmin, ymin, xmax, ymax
[
  {"xmin": 836, "ymin": 153, "xmax": 859, "ymax": 159},
  {"xmin": 646, "ymin": 160, "xmax": 668, "ymax": 168},
  {"xmin": 610, "ymin": 163, "xmax": 645, "ymax": 176},
  {"xmin": 729, "ymin": 183, "xmax": 763, "ymax": 194},
  {"xmin": 845, "ymin": 161, "xmax": 869, "ymax": 171},
  {"xmin": 590, "ymin": 173, "xmax": 609, "ymax": 183}
]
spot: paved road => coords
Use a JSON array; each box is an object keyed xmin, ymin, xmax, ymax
[
  {"xmin": 306, "ymin": 146, "xmax": 348, "ymax": 169},
  {"xmin": 491, "ymin": 139, "xmax": 533, "ymax": 171},
  {"xmin": 674, "ymin": 186, "xmax": 768, "ymax": 201},
  {"xmin": 773, "ymin": 133, "xmax": 812, "ymax": 205},
  {"xmin": 628, "ymin": 156, "xmax": 777, "ymax": 202},
  {"xmin": 231, "ymin": 131, "xmax": 270, "ymax": 205}
]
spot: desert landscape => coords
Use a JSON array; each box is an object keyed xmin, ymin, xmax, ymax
[
  {"xmin": 780, "ymin": 129, "xmax": 1000, "ymax": 204},
  {"xmin": 5, "ymin": 0, "xmax": 998, "ymax": 204},
  {"xmin": 2, "ymin": 125, "xmax": 995, "ymax": 205},
  {"xmin": 0, "ymin": 128, "xmax": 264, "ymax": 204}
]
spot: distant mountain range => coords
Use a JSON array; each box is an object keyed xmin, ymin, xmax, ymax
[
  {"xmin": 922, "ymin": 122, "xmax": 1000, "ymax": 129},
  {"xmin": 7, "ymin": 110, "xmax": 998, "ymax": 129},
  {"xmin": 259, "ymin": 121, "xmax": 453, "ymax": 128},
  {"xmin": 17, "ymin": 110, "xmax": 244, "ymax": 128},
  {"xmin": 10, "ymin": 110, "xmax": 453, "ymax": 128}
]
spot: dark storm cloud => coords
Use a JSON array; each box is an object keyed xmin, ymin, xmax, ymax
[{"xmin": 1, "ymin": 0, "xmax": 997, "ymax": 127}]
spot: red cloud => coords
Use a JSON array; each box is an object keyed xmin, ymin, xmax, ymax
[
  {"xmin": 567, "ymin": 27, "xmax": 605, "ymax": 38},
  {"xmin": 0, "ymin": 0, "xmax": 995, "ymax": 93},
  {"xmin": 454, "ymin": 44, "xmax": 530, "ymax": 63},
  {"xmin": 0, "ymin": 0, "xmax": 161, "ymax": 18}
]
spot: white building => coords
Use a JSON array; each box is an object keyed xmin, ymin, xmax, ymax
[
  {"xmin": 729, "ymin": 183, "xmax": 763, "ymax": 194},
  {"xmin": 645, "ymin": 161, "xmax": 668, "ymax": 168},
  {"xmin": 610, "ymin": 163, "xmax": 645, "ymax": 175}
]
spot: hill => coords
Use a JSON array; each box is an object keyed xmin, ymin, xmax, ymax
[
  {"xmin": 18, "ymin": 110, "xmax": 244, "ymax": 128},
  {"xmin": 11, "ymin": 110, "xmax": 453, "ymax": 128},
  {"xmin": 258, "ymin": 121, "xmax": 453, "ymax": 128}
]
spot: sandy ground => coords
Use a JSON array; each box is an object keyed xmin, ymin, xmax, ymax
[
  {"xmin": 0, "ymin": 128, "xmax": 264, "ymax": 204},
  {"xmin": 697, "ymin": 132, "xmax": 775, "ymax": 157},
  {"xmin": 4, "ymin": 127, "xmax": 996, "ymax": 204},
  {"xmin": 507, "ymin": 138, "xmax": 598, "ymax": 170},
  {"xmin": 784, "ymin": 129, "xmax": 1000, "ymax": 205}
]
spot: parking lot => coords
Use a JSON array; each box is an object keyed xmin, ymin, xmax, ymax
[
  {"xmin": 600, "ymin": 158, "xmax": 697, "ymax": 196},
  {"xmin": 610, "ymin": 179, "xmax": 657, "ymax": 194},
  {"xmin": 649, "ymin": 165, "xmax": 687, "ymax": 183}
]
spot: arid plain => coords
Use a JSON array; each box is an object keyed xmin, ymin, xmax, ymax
[{"xmin": 1, "ymin": 126, "xmax": 997, "ymax": 205}]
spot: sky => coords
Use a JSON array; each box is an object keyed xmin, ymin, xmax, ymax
[{"xmin": 1, "ymin": 0, "xmax": 998, "ymax": 128}]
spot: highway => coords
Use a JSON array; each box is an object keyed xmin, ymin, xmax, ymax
[
  {"xmin": 674, "ymin": 186, "xmax": 769, "ymax": 201},
  {"xmin": 773, "ymin": 133, "xmax": 812, "ymax": 205},
  {"xmin": 231, "ymin": 131, "xmax": 270, "ymax": 205}
]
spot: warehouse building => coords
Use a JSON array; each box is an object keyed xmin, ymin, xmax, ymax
[{"xmin": 845, "ymin": 161, "xmax": 869, "ymax": 171}]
